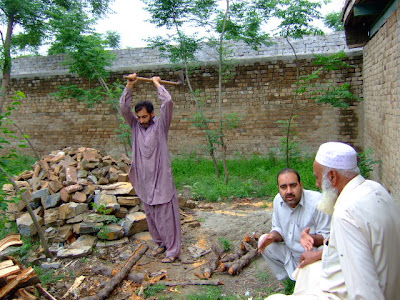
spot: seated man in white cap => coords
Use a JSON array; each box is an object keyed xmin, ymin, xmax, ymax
[
  {"xmin": 267, "ymin": 141, "xmax": 400, "ymax": 300},
  {"xmin": 258, "ymin": 168, "xmax": 331, "ymax": 281}
]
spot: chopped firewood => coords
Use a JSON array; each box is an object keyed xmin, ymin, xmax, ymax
[
  {"xmin": 203, "ymin": 245, "xmax": 223, "ymax": 278},
  {"xmin": 155, "ymin": 279, "xmax": 223, "ymax": 286},
  {"xmin": 80, "ymin": 242, "xmax": 148, "ymax": 300},
  {"xmin": 62, "ymin": 275, "xmax": 85, "ymax": 299},
  {"xmin": 15, "ymin": 287, "xmax": 37, "ymax": 300},
  {"xmin": 0, "ymin": 265, "xmax": 20, "ymax": 278},
  {"xmin": 220, "ymin": 248, "xmax": 246, "ymax": 263},
  {"xmin": 0, "ymin": 267, "xmax": 40, "ymax": 298},
  {"xmin": 218, "ymin": 261, "xmax": 236, "ymax": 272},
  {"xmin": 228, "ymin": 245, "xmax": 258, "ymax": 275},
  {"xmin": 0, "ymin": 260, "xmax": 14, "ymax": 270},
  {"xmin": 35, "ymin": 284, "xmax": 58, "ymax": 300},
  {"xmin": 243, "ymin": 235, "xmax": 258, "ymax": 249},
  {"xmin": 4, "ymin": 256, "xmax": 25, "ymax": 271},
  {"xmin": 0, "ymin": 234, "xmax": 23, "ymax": 253}
]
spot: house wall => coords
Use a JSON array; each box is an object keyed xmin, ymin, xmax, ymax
[{"xmin": 362, "ymin": 4, "xmax": 400, "ymax": 198}]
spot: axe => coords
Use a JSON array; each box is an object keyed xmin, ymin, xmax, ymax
[{"xmin": 123, "ymin": 71, "xmax": 184, "ymax": 86}]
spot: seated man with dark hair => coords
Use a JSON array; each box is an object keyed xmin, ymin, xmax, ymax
[{"xmin": 258, "ymin": 168, "xmax": 331, "ymax": 281}]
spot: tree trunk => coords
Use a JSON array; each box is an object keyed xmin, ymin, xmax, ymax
[
  {"xmin": 218, "ymin": 0, "xmax": 230, "ymax": 184},
  {"xmin": 0, "ymin": 15, "xmax": 15, "ymax": 113},
  {"xmin": 182, "ymin": 51, "xmax": 220, "ymax": 178},
  {"xmin": 284, "ymin": 37, "xmax": 300, "ymax": 168}
]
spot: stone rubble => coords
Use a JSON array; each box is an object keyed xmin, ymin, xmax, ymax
[{"xmin": 2, "ymin": 147, "xmax": 188, "ymax": 258}]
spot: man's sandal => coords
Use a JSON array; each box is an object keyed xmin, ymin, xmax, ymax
[
  {"xmin": 161, "ymin": 256, "xmax": 177, "ymax": 263},
  {"xmin": 151, "ymin": 246, "xmax": 166, "ymax": 256}
]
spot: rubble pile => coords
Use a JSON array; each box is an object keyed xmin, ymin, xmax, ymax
[{"xmin": 1, "ymin": 147, "xmax": 158, "ymax": 258}]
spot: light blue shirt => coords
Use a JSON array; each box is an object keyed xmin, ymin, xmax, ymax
[{"xmin": 271, "ymin": 189, "xmax": 331, "ymax": 258}]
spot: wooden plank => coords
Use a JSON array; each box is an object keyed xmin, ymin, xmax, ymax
[
  {"xmin": 0, "ymin": 265, "xmax": 20, "ymax": 278},
  {"xmin": 0, "ymin": 260, "xmax": 14, "ymax": 271},
  {"xmin": 0, "ymin": 267, "xmax": 38, "ymax": 298},
  {"xmin": 0, "ymin": 234, "xmax": 23, "ymax": 253}
]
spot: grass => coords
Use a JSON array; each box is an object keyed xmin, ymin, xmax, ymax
[
  {"xmin": 283, "ymin": 278, "xmax": 296, "ymax": 295},
  {"xmin": 33, "ymin": 267, "xmax": 65, "ymax": 286},
  {"xmin": 0, "ymin": 154, "xmax": 36, "ymax": 188},
  {"xmin": 219, "ymin": 237, "xmax": 232, "ymax": 252},
  {"xmin": 186, "ymin": 286, "xmax": 238, "ymax": 300},
  {"xmin": 172, "ymin": 153, "xmax": 317, "ymax": 202},
  {"xmin": 143, "ymin": 284, "xmax": 167, "ymax": 298}
]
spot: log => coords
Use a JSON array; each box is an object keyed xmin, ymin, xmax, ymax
[
  {"xmin": 218, "ymin": 261, "xmax": 235, "ymax": 272},
  {"xmin": 35, "ymin": 283, "xmax": 58, "ymax": 300},
  {"xmin": 228, "ymin": 248, "xmax": 258, "ymax": 275},
  {"xmin": 203, "ymin": 245, "xmax": 223, "ymax": 279},
  {"xmin": 80, "ymin": 242, "xmax": 148, "ymax": 300},
  {"xmin": 155, "ymin": 279, "xmax": 223, "ymax": 286},
  {"xmin": 243, "ymin": 235, "xmax": 258, "ymax": 249},
  {"xmin": 220, "ymin": 248, "xmax": 246, "ymax": 263},
  {"xmin": 15, "ymin": 288, "xmax": 37, "ymax": 300}
]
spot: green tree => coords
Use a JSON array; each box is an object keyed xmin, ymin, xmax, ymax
[
  {"xmin": 271, "ymin": 0, "xmax": 323, "ymax": 166},
  {"xmin": 257, "ymin": 0, "xmax": 358, "ymax": 166},
  {"xmin": 143, "ymin": 0, "xmax": 221, "ymax": 176},
  {"xmin": 0, "ymin": 0, "xmax": 115, "ymax": 112},
  {"xmin": 49, "ymin": 28, "xmax": 129, "ymax": 154},
  {"xmin": 143, "ymin": 0, "xmax": 270, "ymax": 183},
  {"xmin": 324, "ymin": 11, "xmax": 344, "ymax": 31}
]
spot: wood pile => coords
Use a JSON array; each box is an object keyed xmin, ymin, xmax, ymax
[
  {"xmin": 1, "ymin": 147, "xmax": 157, "ymax": 257},
  {"xmin": 196, "ymin": 233, "xmax": 262, "ymax": 279},
  {"xmin": 0, "ymin": 234, "xmax": 56, "ymax": 299}
]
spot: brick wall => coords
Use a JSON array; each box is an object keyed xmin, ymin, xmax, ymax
[
  {"xmin": 5, "ymin": 33, "xmax": 363, "ymax": 161},
  {"xmin": 362, "ymin": 4, "xmax": 400, "ymax": 198}
]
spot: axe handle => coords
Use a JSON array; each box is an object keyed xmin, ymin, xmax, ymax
[{"xmin": 123, "ymin": 76, "xmax": 181, "ymax": 86}]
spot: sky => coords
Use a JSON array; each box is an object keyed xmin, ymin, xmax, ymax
[{"xmin": 96, "ymin": 0, "xmax": 346, "ymax": 49}]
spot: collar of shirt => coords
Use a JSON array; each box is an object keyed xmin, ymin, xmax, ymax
[{"xmin": 334, "ymin": 174, "xmax": 365, "ymax": 211}]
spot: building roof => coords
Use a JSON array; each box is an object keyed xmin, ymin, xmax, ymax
[{"xmin": 342, "ymin": 0, "xmax": 397, "ymax": 47}]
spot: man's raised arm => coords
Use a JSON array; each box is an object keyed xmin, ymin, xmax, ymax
[
  {"xmin": 153, "ymin": 76, "xmax": 173, "ymax": 130},
  {"xmin": 120, "ymin": 73, "xmax": 138, "ymax": 128}
]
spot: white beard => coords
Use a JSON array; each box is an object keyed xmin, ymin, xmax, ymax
[{"xmin": 317, "ymin": 173, "xmax": 339, "ymax": 215}]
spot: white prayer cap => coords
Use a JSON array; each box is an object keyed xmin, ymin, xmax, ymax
[{"xmin": 315, "ymin": 142, "xmax": 357, "ymax": 169}]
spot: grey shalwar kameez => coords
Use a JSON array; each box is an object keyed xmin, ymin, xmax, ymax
[{"xmin": 120, "ymin": 85, "xmax": 181, "ymax": 258}]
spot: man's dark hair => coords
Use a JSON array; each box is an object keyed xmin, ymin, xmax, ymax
[
  {"xmin": 135, "ymin": 101, "xmax": 154, "ymax": 113},
  {"xmin": 277, "ymin": 168, "xmax": 301, "ymax": 184}
]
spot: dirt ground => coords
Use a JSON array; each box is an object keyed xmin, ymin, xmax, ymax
[{"xmin": 44, "ymin": 198, "xmax": 282, "ymax": 299}]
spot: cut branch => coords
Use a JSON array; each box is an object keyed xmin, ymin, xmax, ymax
[
  {"xmin": 228, "ymin": 246, "xmax": 258, "ymax": 275},
  {"xmin": 80, "ymin": 242, "xmax": 148, "ymax": 300}
]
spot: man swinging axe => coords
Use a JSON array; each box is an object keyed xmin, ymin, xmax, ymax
[{"xmin": 120, "ymin": 73, "xmax": 181, "ymax": 263}]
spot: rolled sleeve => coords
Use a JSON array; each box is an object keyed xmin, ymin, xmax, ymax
[{"xmin": 315, "ymin": 211, "xmax": 331, "ymax": 240}]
